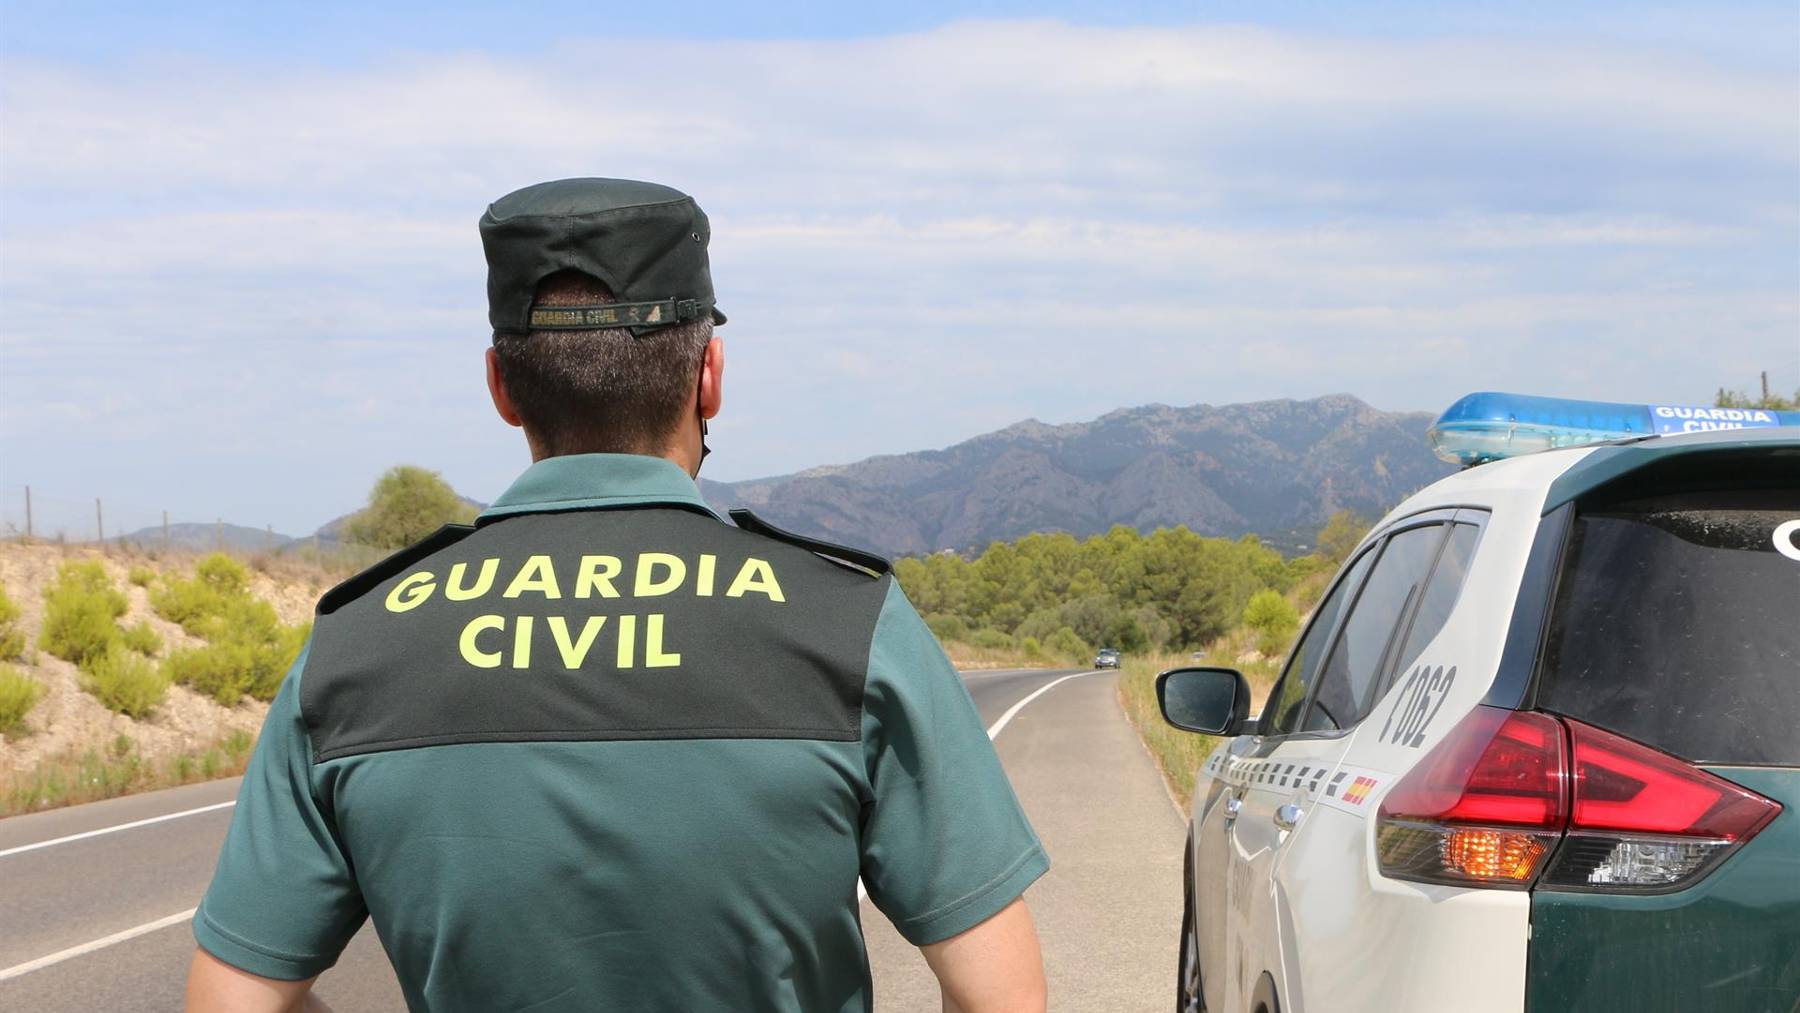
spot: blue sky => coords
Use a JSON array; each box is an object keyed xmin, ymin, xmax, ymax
[{"xmin": 1, "ymin": 2, "xmax": 1796, "ymax": 536}]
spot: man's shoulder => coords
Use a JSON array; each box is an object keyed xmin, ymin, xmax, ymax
[{"xmin": 724, "ymin": 508, "xmax": 891, "ymax": 580}]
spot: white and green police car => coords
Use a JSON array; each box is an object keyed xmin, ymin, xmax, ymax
[{"xmin": 1159, "ymin": 392, "xmax": 1800, "ymax": 1013}]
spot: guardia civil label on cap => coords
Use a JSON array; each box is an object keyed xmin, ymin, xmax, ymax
[{"xmin": 528, "ymin": 300, "xmax": 676, "ymax": 329}]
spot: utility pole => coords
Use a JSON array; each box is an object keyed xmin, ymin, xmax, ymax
[
  {"xmin": 163, "ymin": 510, "xmax": 170, "ymax": 547},
  {"xmin": 215, "ymin": 519, "xmax": 223, "ymax": 551},
  {"xmin": 23, "ymin": 486, "xmax": 31, "ymax": 542},
  {"xmin": 1762, "ymin": 370, "xmax": 1771, "ymax": 406},
  {"xmin": 96, "ymin": 498, "xmax": 104, "ymax": 549}
]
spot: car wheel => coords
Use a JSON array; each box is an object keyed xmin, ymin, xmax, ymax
[{"xmin": 1177, "ymin": 844, "xmax": 1203, "ymax": 1012}]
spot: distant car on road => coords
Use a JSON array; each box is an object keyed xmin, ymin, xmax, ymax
[
  {"xmin": 1159, "ymin": 392, "xmax": 1800, "ymax": 1013},
  {"xmin": 1094, "ymin": 648, "xmax": 1121, "ymax": 669}
]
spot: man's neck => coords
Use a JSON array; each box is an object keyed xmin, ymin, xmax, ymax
[{"xmin": 529, "ymin": 442, "xmax": 699, "ymax": 478}]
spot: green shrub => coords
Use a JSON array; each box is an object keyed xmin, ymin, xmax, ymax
[
  {"xmin": 0, "ymin": 585, "xmax": 26, "ymax": 661},
  {"xmin": 120, "ymin": 620, "xmax": 162, "ymax": 657},
  {"xmin": 150, "ymin": 553, "xmax": 251, "ymax": 636},
  {"xmin": 1243, "ymin": 589, "xmax": 1301, "ymax": 657},
  {"xmin": 163, "ymin": 620, "xmax": 307, "ymax": 705},
  {"xmin": 1317, "ymin": 510, "xmax": 1372, "ymax": 564},
  {"xmin": 343, "ymin": 465, "xmax": 479, "ymax": 549},
  {"xmin": 164, "ymin": 642, "xmax": 256, "ymax": 704},
  {"xmin": 127, "ymin": 566, "xmax": 157, "ymax": 587},
  {"xmin": 148, "ymin": 553, "xmax": 306, "ymax": 704},
  {"xmin": 1045, "ymin": 625, "xmax": 1090, "ymax": 665},
  {"xmin": 925, "ymin": 614, "xmax": 971, "ymax": 643},
  {"xmin": 80, "ymin": 646, "xmax": 169, "ymax": 718},
  {"xmin": 40, "ymin": 561, "xmax": 127, "ymax": 667},
  {"xmin": 968, "ymin": 627, "xmax": 1015, "ymax": 651},
  {"xmin": 0, "ymin": 666, "xmax": 45, "ymax": 735}
]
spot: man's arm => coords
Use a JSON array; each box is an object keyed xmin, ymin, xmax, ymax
[
  {"xmin": 186, "ymin": 645, "xmax": 367, "ymax": 993},
  {"xmin": 920, "ymin": 898, "xmax": 1047, "ymax": 1013},
  {"xmin": 857, "ymin": 582, "xmax": 1050, "ymax": 1007},
  {"xmin": 185, "ymin": 948, "xmax": 331, "ymax": 1013}
]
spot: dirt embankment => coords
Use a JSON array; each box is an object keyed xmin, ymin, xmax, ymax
[{"xmin": 0, "ymin": 543, "xmax": 326, "ymax": 784}]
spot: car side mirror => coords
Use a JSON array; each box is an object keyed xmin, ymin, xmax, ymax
[{"xmin": 1157, "ymin": 667, "xmax": 1251, "ymax": 736}]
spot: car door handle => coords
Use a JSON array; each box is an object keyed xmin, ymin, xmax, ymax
[
  {"xmin": 1222, "ymin": 797, "xmax": 1244, "ymax": 826},
  {"xmin": 1273, "ymin": 803, "xmax": 1302, "ymax": 831}
]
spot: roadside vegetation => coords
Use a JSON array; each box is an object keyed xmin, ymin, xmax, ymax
[
  {"xmin": 0, "ymin": 462, "xmax": 442, "ymax": 813},
  {"xmin": 0, "ymin": 666, "xmax": 45, "ymax": 736},
  {"xmin": 34, "ymin": 559, "xmax": 173, "ymax": 718},
  {"xmin": 343, "ymin": 464, "xmax": 478, "ymax": 549},
  {"xmin": 39, "ymin": 560, "xmax": 129, "ymax": 669},
  {"xmin": 79, "ymin": 646, "xmax": 170, "ymax": 719},
  {"xmin": 153, "ymin": 553, "xmax": 310, "ymax": 704},
  {"xmin": 896, "ymin": 512, "xmax": 1362, "ymax": 670},
  {"xmin": 1115, "ymin": 628, "xmax": 1289, "ymax": 809},
  {"xmin": 0, "ymin": 585, "xmax": 28, "ymax": 661},
  {"xmin": 1, "ymin": 729, "xmax": 255, "ymax": 817},
  {"xmin": 896, "ymin": 510, "xmax": 1370, "ymax": 807},
  {"xmin": 0, "ymin": 542, "xmax": 318, "ymax": 815},
  {"xmin": 1714, "ymin": 384, "xmax": 1798, "ymax": 411}
]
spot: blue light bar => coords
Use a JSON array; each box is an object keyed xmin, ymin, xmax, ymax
[{"xmin": 1428, "ymin": 392, "xmax": 1800, "ymax": 466}]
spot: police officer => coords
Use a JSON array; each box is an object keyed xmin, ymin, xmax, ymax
[{"xmin": 185, "ymin": 178, "xmax": 1050, "ymax": 1013}]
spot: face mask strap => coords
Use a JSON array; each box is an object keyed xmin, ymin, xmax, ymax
[{"xmin": 696, "ymin": 416, "xmax": 711, "ymax": 476}]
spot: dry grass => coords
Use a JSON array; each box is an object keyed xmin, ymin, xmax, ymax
[
  {"xmin": 1, "ymin": 729, "xmax": 254, "ymax": 817},
  {"xmin": 1115, "ymin": 638, "xmax": 1285, "ymax": 810},
  {"xmin": 1112, "ymin": 570, "xmax": 1333, "ymax": 809},
  {"xmin": 937, "ymin": 638, "xmax": 1082, "ymax": 671}
]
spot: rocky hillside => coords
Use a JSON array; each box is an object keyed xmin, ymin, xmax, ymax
[
  {"xmin": 703, "ymin": 394, "xmax": 1451, "ymax": 556},
  {"xmin": 0, "ymin": 545, "xmax": 326, "ymax": 812}
]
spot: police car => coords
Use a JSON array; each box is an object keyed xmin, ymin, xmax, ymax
[{"xmin": 1158, "ymin": 392, "xmax": 1800, "ymax": 1013}]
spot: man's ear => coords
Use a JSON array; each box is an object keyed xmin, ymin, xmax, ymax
[
  {"xmin": 697, "ymin": 336, "xmax": 724, "ymax": 421},
  {"xmin": 487, "ymin": 347, "xmax": 524, "ymax": 428}
]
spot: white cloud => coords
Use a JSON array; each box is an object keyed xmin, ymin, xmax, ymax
[{"xmin": 0, "ymin": 20, "xmax": 1794, "ymax": 533}]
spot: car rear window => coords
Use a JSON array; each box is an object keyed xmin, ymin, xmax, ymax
[{"xmin": 1538, "ymin": 485, "xmax": 1800, "ymax": 766}]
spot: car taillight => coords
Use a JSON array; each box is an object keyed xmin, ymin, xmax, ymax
[
  {"xmin": 1537, "ymin": 720, "xmax": 1782, "ymax": 891},
  {"xmin": 1376, "ymin": 708, "xmax": 1566, "ymax": 888},
  {"xmin": 1375, "ymin": 706, "xmax": 1781, "ymax": 893}
]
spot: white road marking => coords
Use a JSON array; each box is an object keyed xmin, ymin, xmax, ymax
[
  {"xmin": 959, "ymin": 668, "xmax": 1038, "ymax": 681},
  {"xmin": 0, "ymin": 908, "xmax": 196, "ymax": 982},
  {"xmin": 983, "ymin": 670, "xmax": 1102, "ymax": 740},
  {"xmin": 0, "ymin": 800, "xmax": 237, "ymax": 859}
]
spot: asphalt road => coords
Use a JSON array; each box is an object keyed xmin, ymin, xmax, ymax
[{"xmin": 0, "ymin": 666, "xmax": 1183, "ymax": 1011}]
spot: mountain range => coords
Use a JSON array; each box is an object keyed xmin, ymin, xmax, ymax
[
  {"xmin": 701, "ymin": 394, "xmax": 1452, "ymax": 557},
  {"xmin": 116, "ymin": 395, "xmax": 1451, "ymax": 559}
]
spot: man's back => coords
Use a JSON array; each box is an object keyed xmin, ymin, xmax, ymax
[{"xmin": 193, "ymin": 455, "xmax": 1047, "ymax": 1012}]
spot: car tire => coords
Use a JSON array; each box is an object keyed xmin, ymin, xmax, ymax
[{"xmin": 1177, "ymin": 841, "xmax": 1204, "ymax": 1013}]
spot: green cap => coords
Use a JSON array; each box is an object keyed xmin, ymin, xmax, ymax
[{"xmin": 480, "ymin": 178, "xmax": 726, "ymax": 337}]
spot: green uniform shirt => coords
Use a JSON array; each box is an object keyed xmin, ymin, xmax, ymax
[{"xmin": 194, "ymin": 454, "xmax": 1047, "ymax": 1012}]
